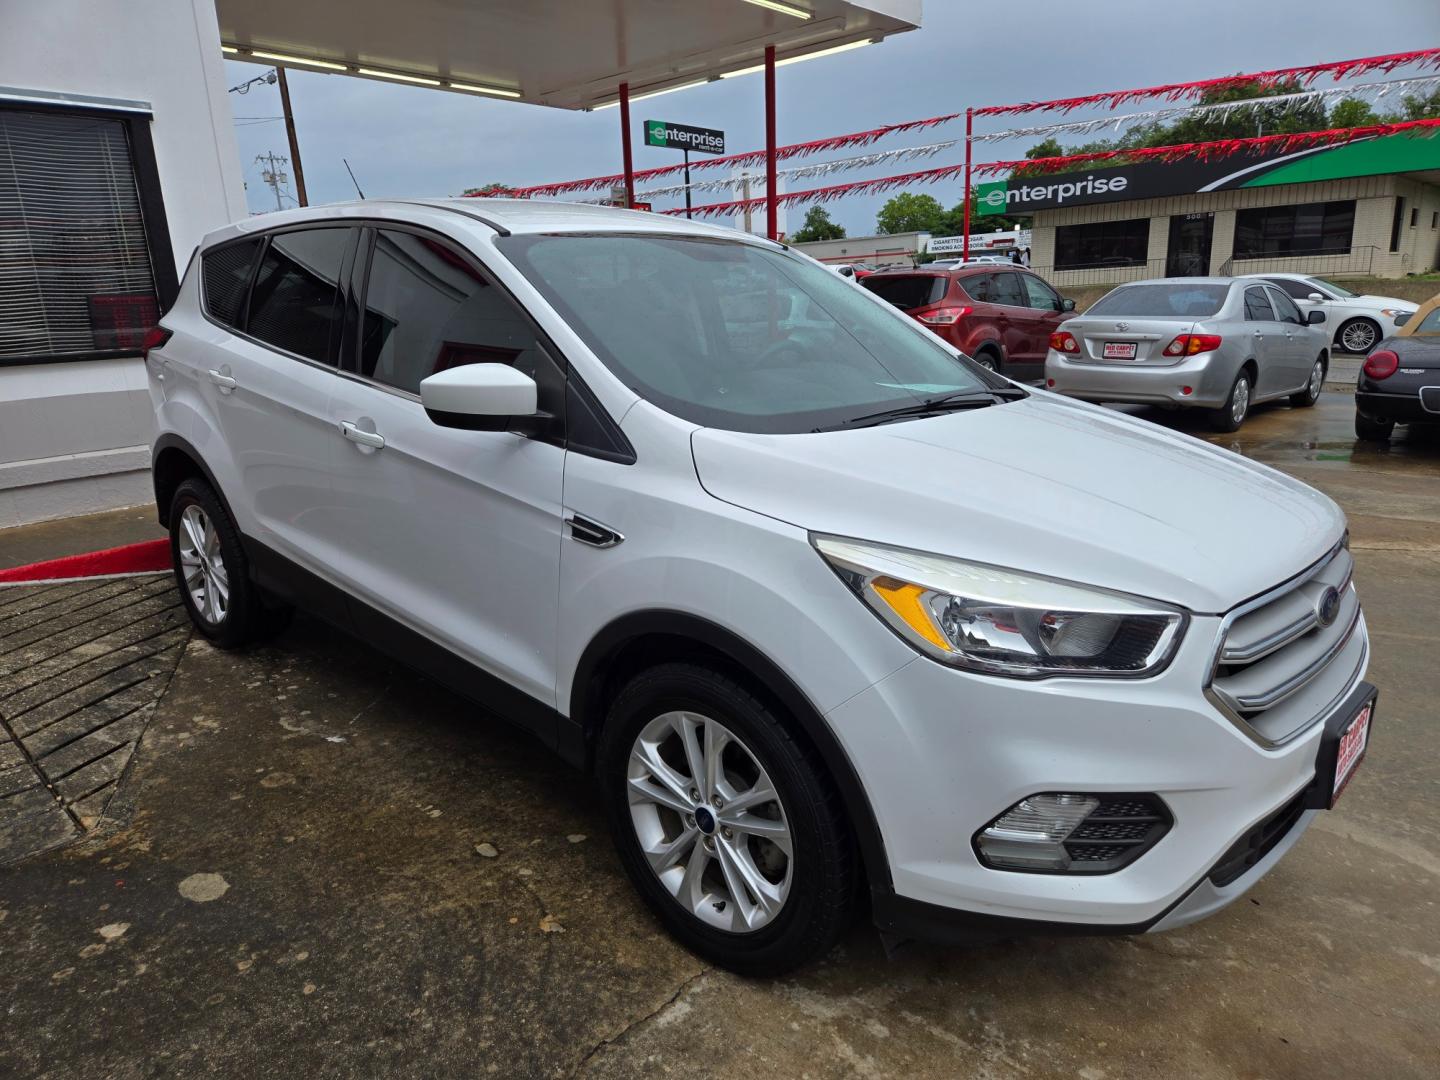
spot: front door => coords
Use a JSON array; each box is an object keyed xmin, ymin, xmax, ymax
[
  {"xmin": 323, "ymin": 225, "xmax": 567, "ymax": 718},
  {"xmin": 1166, "ymin": 213, "xmax": 1214, "ymax": 277}
]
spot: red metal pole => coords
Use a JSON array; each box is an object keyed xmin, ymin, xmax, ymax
[
  {"xmin": 962, "ymin": 107, "xmax": 973, "ymax": 261},
  {"xmin": 765, "ymin": 45, "xmax": 777, "ymax": 241},
  {"xmin": 620, "ymin": 82, "xmax": 635, "ymax": 208}
]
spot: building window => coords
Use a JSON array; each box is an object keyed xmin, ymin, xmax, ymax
[
  {"xmin": 1053, "ymin": 218, "xmax": 1150, "ymax": 271},
  {"xmin": 1432, "ymin": 211, "xmax": 1439, "ymax": 229},
  {"xmin": 1234, "ymin": 200, "xmax": 1355, "ymax": 260},
  {"xmin": 0, "ymin": 105, "xmax": 174, "ymax": 365},
  {"xmin": 1410, "ymin": 207, "xmax": 1420, "ymax": 228},
  {"xmin": 1390, "ymin": 198, "xmax": 1405, "ymax": 252}
]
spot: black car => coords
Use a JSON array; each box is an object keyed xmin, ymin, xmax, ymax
[{"xmin": 1354, "ymin": 299, "xmax": 1440, "ymax": 441}]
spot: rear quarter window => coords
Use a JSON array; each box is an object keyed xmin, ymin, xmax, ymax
[
  {"xmin": 862, "ymin": 274, "xmax": 948, "ymax": 310},
  {"xmin": 201, "ymin": 238, "xmax": 263, "ymax": 328}
]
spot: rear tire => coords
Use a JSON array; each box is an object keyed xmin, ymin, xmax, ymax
[
  {"xmin": 599, "ymin": 662, "xmax": 855, "ymax": 976},
  {"xmin": 1290, "ymin": 356, "xmax": 1325, "ymax": 408},
  {"xmin": 1354, "ymin": 412, "xmax": 1395, "ymax": 442},
  {"xmin": 1209, "ymin": 371, "xmax": 1251, "ymax": 432},
  {"xmin": 168, "ymin": 478, "xmax": 292, "ymax": 648},
  {"xmin": 972, "ymin": 349, "xmax": 1000, "ymax": 373}
]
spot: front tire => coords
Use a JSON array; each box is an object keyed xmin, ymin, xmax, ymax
[
  {"xmin": 599, "ymin": 663, "xmax": 855, "ymax": 976},
  {"xmin": 1210, "ymin": 371, "xmax": 1251, "ymax": 432},
  {"xmin": 168, "ymin": 478, "xmax": 291, "ymax": 648},
  {"xmin": 1291, "ymin": 356, "xmax": 1325, "ymax": 408},
  {"xmin": 1354, "ymin": 412, "xmax": 1395, "ymax": 442},
  {"xmin": 1338, "ymin": 318, "xmax": 1379, "ymax": 355}
]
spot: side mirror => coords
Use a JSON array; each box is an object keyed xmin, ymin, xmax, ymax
[
  {"xmin": 420, "ymin": 363, "xmax": 538, "ymax": 431},
  {"xmin": 1060, "ymin": 298, "xmax": 1076, "ymax": 312},
  {"xmin": 1306, "ymin": 292, "xmax": 1326, "ymax": 303},
  {"xmin": 1306, "ymin": 309, "xmax": 1326, "ymax": 325},
  {"xmin": 1394, "ymin": 312, "xmax": 1413, "ymax": 328}
]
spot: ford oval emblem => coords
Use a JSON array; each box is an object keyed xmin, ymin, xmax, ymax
[
  {"xmin": 1115, "ymin": 322, "xmax": 1129, "ymax": 332},
  {"xmin": 1316, "ymin": 586, "xmax": 1341, "ymax": 628}
]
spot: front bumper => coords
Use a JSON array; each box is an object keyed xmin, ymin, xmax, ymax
[
  {"xmin": 1045, "ymin": 350, "xmax": 1231, "ymax": 407},
  {"xmin": 824, "ymin": 610, "xmax": 1372, "ymax": 939}
]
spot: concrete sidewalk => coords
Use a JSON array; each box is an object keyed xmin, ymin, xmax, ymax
[{"xmin": 0, "ymin": 506, "xmax": 165, "ymax": 571}]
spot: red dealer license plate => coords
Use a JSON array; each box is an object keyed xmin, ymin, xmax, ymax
[
  {"xmin": 1103, "ymin": 342, "xmax": 1137, "ymax": 360},
  {"xmin": 1332, "ymin": 701, "xmax": 1372, "ymax": 804}
]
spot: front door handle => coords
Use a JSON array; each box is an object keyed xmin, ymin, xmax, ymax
[
  {"xmin": 340, "ymin": 421, "xmax": 385, "ymax": 449},
  {"xmin": 208, "ymin": 368, "xmax": 237, "ymax": 393}
]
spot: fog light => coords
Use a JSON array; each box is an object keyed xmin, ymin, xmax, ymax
[{"xmin": 975, "ymin": 792, "xmax": 1172, "ymax": 874}]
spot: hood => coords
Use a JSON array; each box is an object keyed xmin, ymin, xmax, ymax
[
  {"xmin": 1357, "ymin": 294, "xmax": 1416, "ymax": 311},
  {"xmin": 691, "ymin": 394, "xmax": 1343, "ymax": 613}
]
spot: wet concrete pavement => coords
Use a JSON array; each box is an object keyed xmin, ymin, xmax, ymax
[{"xmin": 1, "ymin": 393, "xmax": 1437, "ymax": 1079}]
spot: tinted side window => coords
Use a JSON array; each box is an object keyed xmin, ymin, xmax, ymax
[
  {"xmin": 1268, "ymin": 289, "xmax": 1304, "ymax": 325},
  {"xmin": 1265, "ymin": 277, "xmax": 1311, "ymax": 301},
  {"xmin": 1244, "ymin": 287, "xmax": 1275, "ymax": 322},
  {"xmin": 247, "ymin": 228, "xmax": 350, "ymax": 364},
  {"xmin": 358, "ymin": 229, "xmax": 563, "ymax": 419},
  {"xmin": 988, "ymin": 272, "xmax": 1027, "ymax": 307},
  {"xmin": 1019, "ymin": 274, "xmax": 1059, "ymax": 310},
  {"xmin": 202, "ymin": 239, "xmax": 263, "ymax": 328}
]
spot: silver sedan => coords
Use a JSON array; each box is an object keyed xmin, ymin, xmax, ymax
[{"xmin": 1045, "ymin": 277, "xmax": 1330, "ymax": 431}]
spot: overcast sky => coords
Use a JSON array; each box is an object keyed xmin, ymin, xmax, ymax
[{"xmin": 225, "ymin": 0, "xmax": 1440, "ymax": 235}]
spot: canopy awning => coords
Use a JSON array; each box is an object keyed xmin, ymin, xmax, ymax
[{"xmin": 215, "ymin": 0, "xmax": 921, "ymax": 108}]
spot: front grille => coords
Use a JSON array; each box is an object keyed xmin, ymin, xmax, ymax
[
  {"xmin": 1209, "ymin": 790, "xmax": 1308, "ymax": 887},
  {"xmin": 1207, "ymin": 544, "xmax": 1367, "ymax": 746}
]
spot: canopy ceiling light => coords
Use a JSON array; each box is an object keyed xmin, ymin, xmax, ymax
[
  {"xmin": 451, "ymin": 81, "xmax": 522, "ymax": 99},
  {"xmin": 249, "ymin": 49, "xmax": 347, "ymax": 71},
  {"xmin": 739, "ymin": 0, "xmax": 813, "ymax": 18},
  {"xmin": 592, "ymin": 79, "xmax": 710, "ymax": 109},
  {"xmin": 719, "ymin": 38, "xmax": 875, "ymax": 78},
  {"xmin": 358, "ymin": 67, "xmax": 441, "ymax": 86}
]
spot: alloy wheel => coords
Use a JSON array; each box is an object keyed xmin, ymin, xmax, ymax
[
  {"xmin": 626, "ymin": 711, "xmax": 792, "ymax": 933},
  {"xmin": 1308, "ymin": 361, "xmax": 1324, "ymax": 401},
  {"xmin": 1341, "ymin": 321, "xmax": 1377, "ymax": 354},
  {"xmin": 1232, "ymin": 377, "xmax": 1250, "ymax": 426},
  {"xmin": 177, "ymin": 504, "xmax": 229, "ymax": 624}
]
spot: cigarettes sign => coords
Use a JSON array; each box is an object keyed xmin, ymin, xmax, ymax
[{"xmin": 644, "ymin": 120, "xmax": 726, "ymax": 155}]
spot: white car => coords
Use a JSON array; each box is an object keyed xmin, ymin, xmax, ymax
[
  {"xmin": 146, "ymin": 199, "xmax": 1375, "ymax": 975},
  {"xmin": 1241, "ymin": 273, "xmax": 1417, "ymax": 355}
]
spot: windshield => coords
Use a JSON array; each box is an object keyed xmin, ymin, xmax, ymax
[
  {"xmin": 862, "ymin": 274, "xmax": 949, "ymax": 310},
  {"xmin": 497, "ymin": 234, "xmax": 991, "ymax": 433},
  {"xmin": 1086, "ymin": 283, "xmax": 1229, "ymax": 318},
  {"xmin": 1307, "ymin": 277, "xmax": 1356, "ymax": 299}
]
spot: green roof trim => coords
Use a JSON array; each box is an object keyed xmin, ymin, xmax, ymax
[{"xmin": 1242, "ymin": 131, "xmax": 1440, "ymax": 187}]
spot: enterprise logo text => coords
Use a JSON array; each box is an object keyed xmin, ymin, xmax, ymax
[{"xmin": 983, "ymin": 174, "xmax": 1129, "ymax": 208}]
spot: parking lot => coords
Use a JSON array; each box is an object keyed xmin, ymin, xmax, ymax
[{"xmin": 2, "ymin": 392, "xmax": 1438, "ymax": 1080}]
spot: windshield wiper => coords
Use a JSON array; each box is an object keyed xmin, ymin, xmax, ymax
[{"xmin": 819, "ymin": 387, "xmax": 1026, "ymax": 431}]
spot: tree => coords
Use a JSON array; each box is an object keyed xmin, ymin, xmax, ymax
[
  {"xmin": 464, "ymin": 182, "xmax": 513, "ymax": 196},
  {"xmin": 875, "ymin": 192, "xmax": 946, "ymax": 235},
  {"xmin": 1329, "ymin": 97, "xmax": 1380, "ymax": 129},
  {"xmin": 791, "ymin": 205, "xmax": 846, "ymax": 242}
]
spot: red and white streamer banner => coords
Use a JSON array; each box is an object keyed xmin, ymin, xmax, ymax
[
  {"xmin": 491, "ymin": 114, "xmax": 962, "ymax": 199},
  {"xmin": 668, "ymin": 119, "xmax": 1440, "ymax": 219},
  {"xmin": 972, "ymin": 74, "xmax": 1440, "ymax": 143},
  {"xmin": 974, "ymin": 118, "xmax": 1440, "ymax": 175},
  {"xmin": 975, "ymin": 48, "xmax": 1440, "ymax": 116}
]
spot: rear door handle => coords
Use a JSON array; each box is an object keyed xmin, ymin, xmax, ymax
[
  {"xmin": 207, "ymin": 368, "xmax": 237, "ymax": 393},
  {"xmin": 340, "ymin": 421, "xmax": 385, "ymax": 449}
]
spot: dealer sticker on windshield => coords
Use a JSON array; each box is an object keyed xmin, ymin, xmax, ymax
[
  {"xmin": 1332, "ymin": 701, "xmax": 1372, "ymax": 802},
  {"xmin": 1103, "ymin": 342, "xmax": 1137, "ymax": 360}
]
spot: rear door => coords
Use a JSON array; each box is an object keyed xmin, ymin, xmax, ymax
[
  {"xmin": 1014, "ymin": 272, "xmax": 1067, "ymax": 376},
  {"xmin": 322, "ymin": 224, "xmax": 567, "ymax": 718},
  {"xmin": 199, "ymin": 225, "xmax": 354, "ymax": 574},
  {"xmin": 1266, "ymin": 286, "xmax": 1314, "ymax": 390},
  {"xmin": 1242, "ymin": 285, "xmax": 1287, "ymax": 397},
  {"xmin": 984, "ymin": 272, "xmax": 1032, "ymax": 363}
]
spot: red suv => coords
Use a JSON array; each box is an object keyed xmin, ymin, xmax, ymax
[{"xmin": 862, "ymin": 265, "xmax": 1075, "ymax": 381}]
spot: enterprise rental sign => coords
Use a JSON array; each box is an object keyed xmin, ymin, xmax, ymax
[
  {"xmin": 644, "ymin": 119, "xmax": 726, "ymax": 155},
  {"xmin": 974, "ymin": 132, "xmax": 1440, "ymax": 215}
]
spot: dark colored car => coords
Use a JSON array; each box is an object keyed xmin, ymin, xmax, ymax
[
  {"xmin": 862, "ymin": 265, "xmax": 1075, "ymax": 380},
  {"xmin": 1354, "ymin": 294, "xmax": 1440, "ymax": 441}
]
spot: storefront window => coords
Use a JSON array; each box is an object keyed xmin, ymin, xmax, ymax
[
  {"xmin": 1053, "ymin": 219, "xmax": 1150, "ymax": 271},
  {"xmin": 0, "ymin": 106, "xmax": 168, "ymax": 365},
  {"xmin": 1234, "ymin": 200, "xmax": 1354, "ymax": 260}
]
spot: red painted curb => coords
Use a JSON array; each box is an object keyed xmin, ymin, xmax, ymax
[{"xmin": 0, "ymin": 539, "xmax": 173, "ymax": 584}]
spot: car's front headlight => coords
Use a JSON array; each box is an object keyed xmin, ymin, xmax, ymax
[
  {"xmin": 814, "ymin": 536, "xmax": 1186, "ymax": 679},
  {"xmin": 1380, "ymin": 308, "xmax": 1412, "ymax": 319}
]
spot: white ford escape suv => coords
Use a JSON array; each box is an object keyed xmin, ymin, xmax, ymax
[{"xmin": 147, "ymin": 199, "xmax": 1374, "ymax": 975}]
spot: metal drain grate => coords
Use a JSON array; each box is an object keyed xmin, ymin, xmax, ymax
[{"xmin": 0, "ymin": 575, "xmax": 187, "ymax": 864}]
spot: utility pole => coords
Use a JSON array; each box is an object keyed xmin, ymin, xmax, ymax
[
  {"xmin": 255, "ymin": 151, "xmax": 290, "ymax": 211},
  {"xmin": 275, "ymin": 68, "xmax": 308, "ymax": 206}
]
